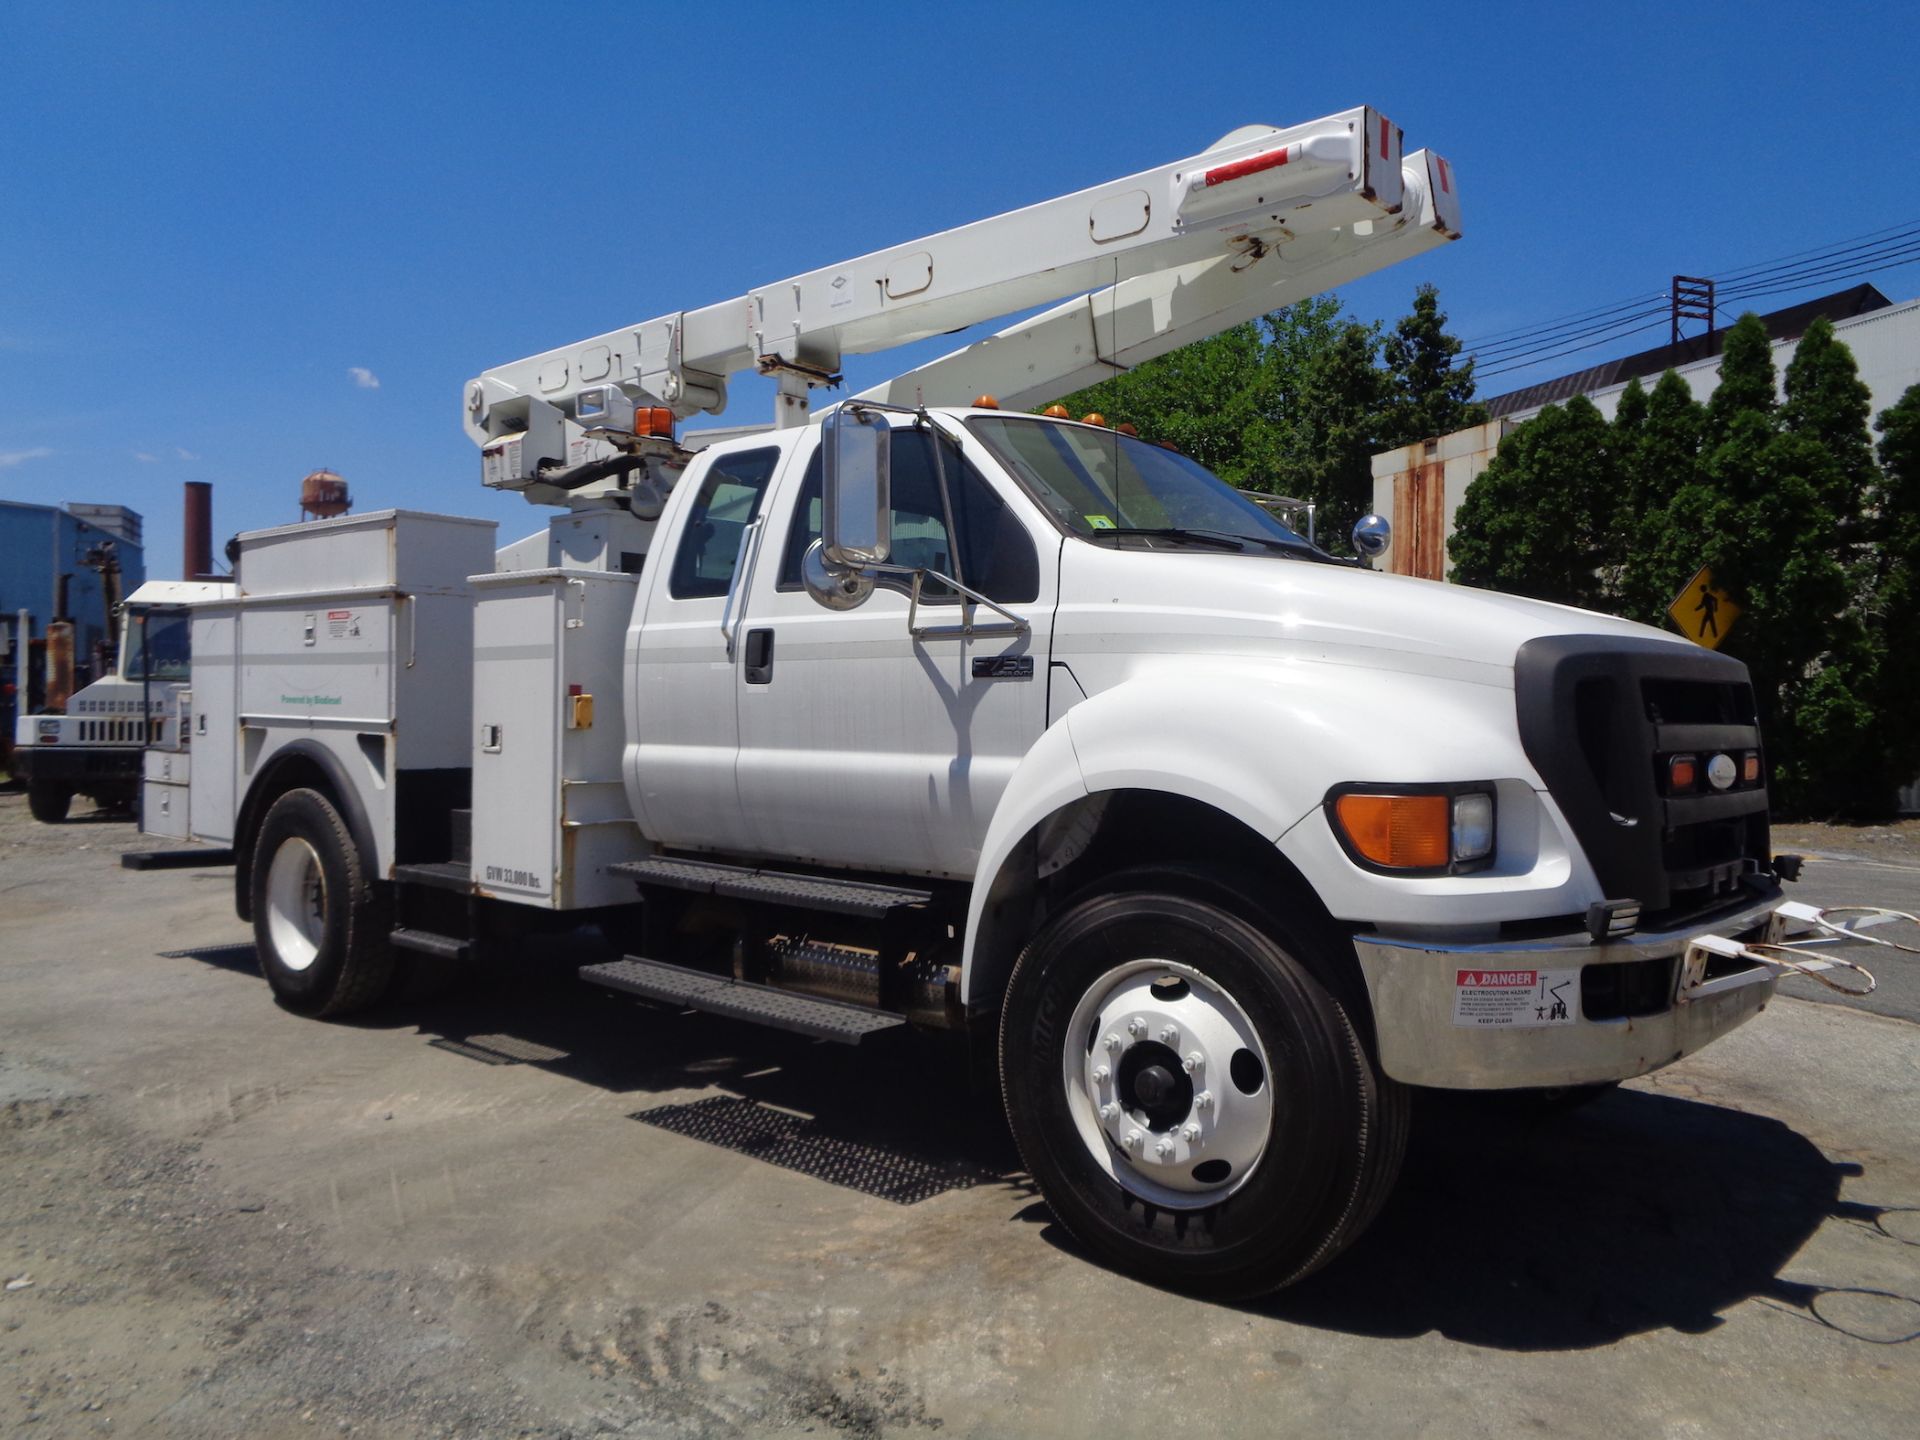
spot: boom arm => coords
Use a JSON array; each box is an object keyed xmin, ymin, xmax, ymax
[{"xmin": 464, "ymin": 108, "xmax": 1459, "ymax": 502}]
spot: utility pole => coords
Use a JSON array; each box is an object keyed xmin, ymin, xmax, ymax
[{"xmin": 1670, "ymin": 275, "xmax": 1716, "ymax": 345}]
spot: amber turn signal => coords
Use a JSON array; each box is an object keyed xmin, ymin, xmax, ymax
[
  {"xmin": 1742, "ymin": 752, "xmax": 1761, "ymax": 784},
  {"xmin": 1333, "ymin": 793, "xmax": 1450, "ymax": 870},
  {"xmin": 1667, "ymin": 754, "xmax": 1698, "ymax": 792}
]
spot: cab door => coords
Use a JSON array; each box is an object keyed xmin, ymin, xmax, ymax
[
  {"xmin": 732, "ymin": 422, "xmax": 1059, "ymax": 879},
  {"xmin": 626, "ymin": 442, "xmax": 787, "ymax": 852}
]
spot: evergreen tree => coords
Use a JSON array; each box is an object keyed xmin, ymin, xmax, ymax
[
  {"xmin": 1378, "ymin": 283, "xmax": 1487, "ymax": 446},
  {"xmin": 1617, "ymin": 370, "xmax": 1708, "ymax": 625},
  {"xmin": 1864, "ymin": 386, "xmax": 1920, "ymax": 805},
  {"xmin": 1447, "ymin": 397, "xmax": 1617, "ymax": 609},
  {"xmin": 1705, "ymin": 312, "xmax": 1776, "ymax": 443},
  {"xmin": 1781, "ymin": 315, "xmax": 1877, "ymax": 517},
  {"xmin": 1264, "ymin": 312, "xmax": 1384, "ymax": 547}
]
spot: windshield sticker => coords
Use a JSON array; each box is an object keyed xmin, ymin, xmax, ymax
[{"xmin": 1085, "ymin": 514, "xmax": 1116, "ymax": 530}]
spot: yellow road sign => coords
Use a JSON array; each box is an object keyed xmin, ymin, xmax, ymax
[{"xmin": 1668, "ymin": 565, "xmax": 1740, "ymax": 650}]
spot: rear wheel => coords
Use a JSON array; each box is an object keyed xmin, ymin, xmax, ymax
[
  {"xmin": 250, "ymin": 788, "xmax": 394, "ymax": 1017},
  {"xmin": 27, "ymin": 782, "xmax": 72, "ymax": 824},
  {"xmin": 1000, "ymin": 881, "xmax": 1406, "ymax": 1298}
]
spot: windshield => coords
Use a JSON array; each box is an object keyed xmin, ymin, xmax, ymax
[
  {"xmin": 124, "ymin": 611, "xmax": 190, "ymax": 681},
  {"xmin": 964, "ymin": 414, "xmax": 1324, "ymax": 557}
]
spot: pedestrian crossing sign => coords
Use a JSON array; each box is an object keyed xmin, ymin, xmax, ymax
[{"xmin": 1668, "ymin": 565, "xmax": 1740, "ymax": 650}]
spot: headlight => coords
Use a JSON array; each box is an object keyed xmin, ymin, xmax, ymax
[{"xmin": 1328, "ymin": 786, "xmax": 1497, "ymax": 875}]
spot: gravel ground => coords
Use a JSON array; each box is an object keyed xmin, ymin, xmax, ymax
[{"xmin": 3, "ymin": 790, "xmax": 1919, "ymax": 1438}]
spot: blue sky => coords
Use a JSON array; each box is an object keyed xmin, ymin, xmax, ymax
[{"xmin": 5, "ymin": 1, "xmax": 1917, "ymax": 576}]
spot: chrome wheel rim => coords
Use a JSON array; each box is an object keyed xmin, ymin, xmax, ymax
[
  {"xmin": 1060, "ymin": 958, "xmax": 1274, "ymax": 1210},
  {"xmin": 264, "ymin": 837, "xmax": 327, "ymax": 973}
]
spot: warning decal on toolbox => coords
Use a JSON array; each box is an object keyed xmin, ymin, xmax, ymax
[{"xmin": 1452, "ymin": 968, "xmax": 1580, "ymax": 1028}]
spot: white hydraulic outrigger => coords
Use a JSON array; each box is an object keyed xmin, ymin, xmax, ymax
[{"xmin": 464, "ymin": 107, "xmax": 1460, "ymax": 506}]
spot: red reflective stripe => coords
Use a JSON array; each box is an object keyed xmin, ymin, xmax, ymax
[
  {"xmin": 1436, "ymin": 156, "xmax": 1452, "ymax": 194},
  {"xmin": 1379, "ymin": 115, "xmax": 1390, "ymax": 160},
  {"xmin": 1202, "ymin": 148, "xmax": 1290, "ymax": 187}
]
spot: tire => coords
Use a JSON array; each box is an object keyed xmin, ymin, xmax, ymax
[
  {"xmin": 27, "ymin": 782, "xmax": 72, "ymax": 824},
  {"xmin": 1000, "ymin": 880, "xmax": 1407, "ymax": 1299},
  {"xmin": 250, "ymin": 788, "xmax": 395, "ymax": 1017}
]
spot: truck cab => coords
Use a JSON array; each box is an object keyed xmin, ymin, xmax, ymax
[{"xmin": 13, "ymin": 580, "xmax": 227, "ymax": 822}]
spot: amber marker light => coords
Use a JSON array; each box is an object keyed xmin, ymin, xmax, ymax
[
  {"xmin": 973, "ymin": 394, "xmax": 1000, "ymax": 409},
  {"xmin": 1043, "ymin": 404, "xmax": 1072, "ymax": 419},
  {"xmin": 1081, "ymin": 412, "xmax": 1108, "ymax": 427},
  {"xmin": 1116, "ymin": 422, "xmax": 1139, "ymax": 436},
  {"xmin": 1742, "ymin": 752, "xmax": 1762, "ymax": 784},
  {"xmin": 1333, "ymin": 793, "xmax": 1451, "ymax": 870}
]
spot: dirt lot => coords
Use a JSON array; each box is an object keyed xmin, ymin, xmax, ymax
[{"xmin": 3, "ymin": 791, "xmax": 1919, "ymax": 1438}]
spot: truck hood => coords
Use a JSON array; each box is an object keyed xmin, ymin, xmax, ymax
[{"xmin": 1052, "ymin": 544, "xmax": 1681, "ymax": 685}]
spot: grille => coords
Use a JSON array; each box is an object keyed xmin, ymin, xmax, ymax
[{"xmin": 1516, "ymin": 636, "xmax": 1771, "ymax": 926}]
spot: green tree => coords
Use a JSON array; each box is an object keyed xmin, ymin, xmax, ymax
[
  {"xmin": 1260, "ymin": 306, "xmax": 1383, "ymax": 546},
  {"xmin": 1052, "ymin": 322, "xmax": 1270, "ymax": 483},
  {"xmin": 1617, "ymin": 370, "xmax": 1710, "ymax": 625},
  {"xmin": 1705, "ymin": 312, "xmax": 1776, "ymax": 443},
  {"xmin": 1447, "ymin": 397, "xmax": 1618, "ymax": 610},
  {"xmin": 1781, "ymin": 316, "xmax": 1877, "ymax": 513},
  {"xmin": 1378, "ymin": 283, "xmax": 1487, "ymax": 446},
  {"xmin": 1864, "ymin": 385, "xmax": 1920, "ymax": 805}
]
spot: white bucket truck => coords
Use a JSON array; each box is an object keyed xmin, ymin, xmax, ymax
[
  {"xmin": 15, "ymin": 579, "xmax": 230, "ymax": 822},
  {"xmin": 147, "ymin": 110, "xmax": 1794, "ymax": 1295}
]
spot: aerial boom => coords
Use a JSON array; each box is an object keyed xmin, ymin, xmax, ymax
[{"xmin": 464, "ymin": 108, "xmax": 1459, "ymax": 504}]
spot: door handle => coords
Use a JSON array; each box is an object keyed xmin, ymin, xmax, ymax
[{"xmin": 743, "ymin": 628, "xmax": 775, "ymax": 685}]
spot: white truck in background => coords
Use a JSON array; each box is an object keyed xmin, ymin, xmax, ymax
[
  {"xmin": 14, "ymin": 580, "xmax": 229, "ymax": 822},
  {"xmin": 142, "ymin": 110, "xmax": 1796, "ymax": 1296}
]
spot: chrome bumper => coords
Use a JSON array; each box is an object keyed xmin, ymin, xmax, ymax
[{"xmin": 1353, "ymin": 890, "xmax": 1784, "ymax": 1090}]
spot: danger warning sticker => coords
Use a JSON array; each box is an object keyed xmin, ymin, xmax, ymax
[{"xmin": 1452, "ymin": 967, "xmax": 1580, "ymax": 1028}]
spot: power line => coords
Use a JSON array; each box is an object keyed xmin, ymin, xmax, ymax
[
  {"xmin": 1465, "ymin": 223, "xmax": 1920, "ymax": 386},
  {"xmin": 1460, "ymin": 220, "xmax": 1920, "ymax": 360}
]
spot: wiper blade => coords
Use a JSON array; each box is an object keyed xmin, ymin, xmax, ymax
[{"xmin": 1093, "ymin": 526, "xmax": 1245, "ymax": 551}]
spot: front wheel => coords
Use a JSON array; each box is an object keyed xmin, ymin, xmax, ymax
[
  {"xmin": 27, "ymin": 781, "xmax": 72, "ymax": 824},
  {"xmin": 1000, "ymin": 883, "xmax": 1406, "ymax": 1298},
  {"xmin": 250, "ymin": 788, "xmax": 394, "ymax": 1017}
]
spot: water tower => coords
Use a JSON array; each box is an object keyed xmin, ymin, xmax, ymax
[{"xmin": 300, "ymin": 469, "xmax": 351, "ymax": 521}]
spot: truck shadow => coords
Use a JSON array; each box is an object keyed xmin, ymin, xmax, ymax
[
  {"xmin": 1255, "ymin": 1086, "xmax": 1866, "ymax": 1350},
  {"xmin": 162, "ymin": 935, "xmax": 1887, "ymax": 1348}
]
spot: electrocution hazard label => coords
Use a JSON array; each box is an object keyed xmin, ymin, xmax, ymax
[{"xmin": 1451, "ymin": 968, "xmax": 1580, "ymax": 1028}]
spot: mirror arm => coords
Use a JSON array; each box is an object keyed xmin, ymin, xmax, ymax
[{"xmin": 859, "ymin": 562, "xmax": 1029, "ymax": 640}]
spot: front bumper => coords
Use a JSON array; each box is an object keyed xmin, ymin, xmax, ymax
[
  {"xmin": 1353, "ymin": 889, "xmax": 1783, "ymax": 1089},
  {"xmin": 10, "ymin": 745, "xmax": 143, "ymax": 788}
]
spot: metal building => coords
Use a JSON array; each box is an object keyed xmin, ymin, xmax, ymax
[{"xmin": 1, "ymin": 498, "xmax": 148, "ymax": 757}]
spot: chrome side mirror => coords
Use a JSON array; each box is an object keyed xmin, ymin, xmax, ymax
[
  {"xmin": 800, "ymin": 539, "xmax": 875, "ymax": 611},
  {"xmin": 822, "ymin": 406, "xmax": 891, "ymax": 567},
  {"xmin": 1352, "ymin": 513, "xmax": 1391, "ymax": 563}
]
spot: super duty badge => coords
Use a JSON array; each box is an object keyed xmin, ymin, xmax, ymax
[{"xmin": 971, "ymin": 655, "xmax": 1034, "ymax": 680}]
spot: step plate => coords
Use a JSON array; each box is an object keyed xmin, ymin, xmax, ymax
[
  {"xmin": 391, "ymin": 927, "xmax": 471, "ymax": 962},
  {"xmin": 392, "ymin": 860, "xmax": 472, "ymax": 893},
  {"xmin": 612, "ymin": 856, "xmax": 932, "ymax": 920},
  {"xmin": 581, "ymin": 957, "xmax": 905, "ymax": 1045}
]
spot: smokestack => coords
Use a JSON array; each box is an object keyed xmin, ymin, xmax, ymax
[{"xmin": 183, "ymin": 481, "xmax": 213, "ymax": 580}]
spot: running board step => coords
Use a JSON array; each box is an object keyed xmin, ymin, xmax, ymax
[
  {"xmin": 611, "ymin": 856, "xmax": 932, "ymax": 920},
  {"xmin": 391, "ymin": 927, "xmax": 471, "ymax": 963},
  {"xmin": 581, "ymin": 956, "xmax": 907, "ymax": 1045},
  {"xmin": 392, "ymin": 860, "xmax": 471, "ymax": 893}
]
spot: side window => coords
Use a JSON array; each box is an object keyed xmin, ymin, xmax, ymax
[
  {"xmin": 777, "ymin": 431, "xmax": 1039, "ymax": 605},
  {"xmin": 668, "ymin": 447, "xmax": 780, "ymax": 600}
]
